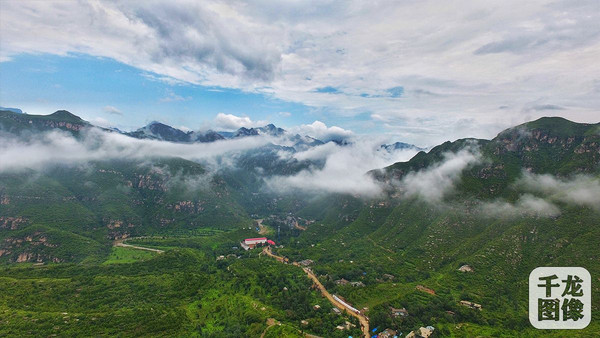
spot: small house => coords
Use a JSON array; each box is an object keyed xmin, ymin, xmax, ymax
[
  {"xmin": 378, "ymin": 328, "xmax": 397, "ymax": 338},
  {"xmin": 460, "ymin": 300, "xmax": 482, "ymax": 310},
  {"xmin": 458, "ymin": 264, "xmax": 474, "ymax": 272},
  {"xmin": 390, "ymin": 307, "xmax": 408, "ymax": 317}
]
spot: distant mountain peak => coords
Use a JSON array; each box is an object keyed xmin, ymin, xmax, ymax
[
  {"xmin": 0, "ymin": 107, "xmax": 23, "ymax": 114},
  {"xmin": 233, "ymin": 127, "xmax": 259, "ymax": 138},
  {"xmin": 257, "ymin": 124, "xmax": 286, "ymax": 137},
  {"xmin": 49, "ymin": 110, "xmax": 83, "ymax": 121},
  {"xmin": 380, "ymin": 142, "xmax": 425, "ymax": 152}
]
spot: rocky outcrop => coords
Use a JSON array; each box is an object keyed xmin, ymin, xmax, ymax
[
  {"xmin": 168, "ymin": 200, "xmax": 205, "ymax": 214},
  {"xmin": 0, "ymin": 216, "xmax": 29, "ymax": 230}
]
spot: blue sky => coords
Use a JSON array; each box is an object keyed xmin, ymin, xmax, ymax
[
  {"xmin": 0, "ymin": 53, "xmax": 318, "ymax": 132},
  {"xmin": 1, "ymin": 1, "xmax": 598, "ymax": 146}
]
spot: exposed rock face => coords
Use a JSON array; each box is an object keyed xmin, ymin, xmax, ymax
[
  {"xmin": 1, "ymin": 231, "xmax": 62, "ymax": 263},
  {"xmin": 168, "ymin": 201, "xmax": 205, "ymax": 214},
  {"xmin": 0, "ymin": 216, "xmax": 29, "ymax": 230},
  {"xmin": 104, "ymin": 219, "xmax": 136, "ymax": 229},
  {"xmin": 134, "ymin": 174, "xmax": 168, "ymax": 191},
  {"xmin": 0, "ymin": 195, "xmax": 9, "ymax": 205},
  {"xmin": 41, "ymin": 120, "xmax": 85, "ymax": 131}
]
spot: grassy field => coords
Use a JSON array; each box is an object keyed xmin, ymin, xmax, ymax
[{"xmin": 103, "ymin": 246, "xmax": 157, "ymax": 264}]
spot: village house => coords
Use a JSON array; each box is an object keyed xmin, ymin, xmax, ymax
[
  {"xmin": 406, "ymin": 326, "xmax": 435, "ymax": 338},
  {"xmin": 335, "ymin": 278, "xmax": 349, "ymax": 285},
  {"xmin": 390, "ymin": 306, "xmax": 409, "ymax": 318},
  {"xmin": 460, "ymin": 300, "xmax": 482, "ymax": 310},
  {"xmin": 458, "ymin": 264, "xmax": 474, "ymax": 272},
  {"xmin": 382, "ymin": 273, "xmax": 395, "ymax": 280},
  {"xmin": 416, "ymin": 285, "xmax": 436, "ymax": 295},
  {"xmin": 378, "ymin": 328, "xmax": 397, "ymax": 338},
  {"xmin": 350, "ymin": 281, "xmax": 365, "ymax": 287},
  {"xmin": 298, "ymin": 259, "xmax": 314, "ymax": 266},
  {"xmin": 240, "ymin": 237, "xmax": 275, "ymax": 250}
]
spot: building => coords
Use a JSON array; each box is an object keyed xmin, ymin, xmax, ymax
[
  {"xmin": 335, "ymin": 278, "xmax": 349, "ymax": 285},
  {"xmin": 406, "ymin": 326, "xmax": 434, "ymax": 338},
  {"xmin": 460, "ymin": 300, "xmax": 482, "ymax": 310},
  {"xmin": 240, "ymin": 237, "xmax": 275, "ymax": 250},
  {"xmin": 332, "ymin": 294, "xmax": 360, "ymax": 314},
  {"xmin": 458, "ymin": 264, "xmax": 474, "ymax": 272},
  {"xmin": 379, "ymin": 328, "xmax": 397, "ymax": 338},
  {"xmin": 391, "ymin": 307, "xmax": 409, "ymax": 317},
  {"xmin": 299, "ymin": 259, "xmax": 314, "ymax": 266},
  {"xmin": 416, "ymin": 285, "xmax": 436, "ymax": 295},
  {"xmin": 382, "ymin": 273, "xmax": 395, "ymax": 280}
]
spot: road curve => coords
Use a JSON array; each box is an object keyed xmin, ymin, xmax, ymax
[
  {"xmin": 113, "ymin": 238, "xmax": 165, "ymax": 253},
  {"xmin": 263, "ymin": 247, "xmax": 370, "ymax": 338}
]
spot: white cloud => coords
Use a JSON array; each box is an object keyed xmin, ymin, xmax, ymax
[
  {"xmin": 266, "ymin": 137, "xmax": 419, "ymax": 196},
  {"xmin": 291, "ymin": 121, "xmax": 353, "ymax": 142},
  {"xmin": 1, "ymin": 1, "xmax": 599, "ymax": 145},
  {"xmin": 103, "ymin": 105, "xmax": 122, "ymax": 115},
  {"xmin": 89, "ymin": 117, "xmax": 113, "ymax": 128},
  {"xmin": 159, "ymin": 89, "xmax": 191, "ymax": 102},
  {"xmin": 278, "ymin": 111, "xmax": 291, "ymax": 117},
  {"xmin": 0, "ymin": 128, "xmax": 270, "ymax": 173},
  {"xmin": 214, "ymin": 113, "xmax": 266, "ymax": 131},
  {"xmin": 516, "ymin": 172, "xmax": 600, "ymax": 210},
  {"xmin": 479, "ymin": 194, "xmax": 561, "ymax": 218},
  {"xmin": 398, "ymin": 147, "xmax": 481, "ymax": 202}
]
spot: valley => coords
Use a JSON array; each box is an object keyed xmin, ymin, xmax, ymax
[{"xmin": 0, "ymin": 109, "xmax": 598, "ymax": 336}]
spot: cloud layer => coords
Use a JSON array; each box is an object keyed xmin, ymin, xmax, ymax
[
  {"xmin": 517, "ymin": 172, "xmax": 600, "ymax": 210},
  {"xmin": 398, "ymin": 147, "xmax": 481, "ymax": 202},
  {"xmin": 0, "ymin": 129, "xmax": 270, "ymax": 173},
  {"xmin": 2, "ymin": 1, "xmax": 599, "ymax": 144},
  {"xmin": 267, "ymin": 138, "xmax": 419, "ymax": 197}
]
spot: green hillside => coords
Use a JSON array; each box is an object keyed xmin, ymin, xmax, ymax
[
  {"xmin": 0, "ymin": 113, "xmax": 598, "ymax": 336},
  {"xmin": 276, "ymin": 117, "xmax": 600, "ymax": 336}
]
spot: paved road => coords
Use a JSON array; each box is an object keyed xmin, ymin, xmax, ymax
[
  {"xmin": 263, "ymin": 247, "xmax": 370, "ymax": 338},
  {"xmin": 113, "ymin": 238, "xmax": 164, "ymax": 253}
]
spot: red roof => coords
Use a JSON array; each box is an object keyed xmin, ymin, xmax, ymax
[
  {"xmin": 245, "ymin": 237, "xmax": 267, "ymax": 242},
  {"xmin": 267, "ymin": 240, "xmax": 276, "ymax": 245}
]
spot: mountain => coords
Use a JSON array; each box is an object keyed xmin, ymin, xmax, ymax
[
  {"xmin": 285, "ymin": 116, "xmax": 600, "ymax": 336},
  {"xmin": 191, "ymin": 129, "xmax": 225, "ymax": 142},
  {"xmin": 380, "ymin": 141, "xmax": 425, "ymax": 152},
  {"xmin": 126, "ymin": 121, "xmax": 192, "ymax": 142},
  {"xmin": 257, "ymin": 123, "xmax": 286, "ymax": 137},
  {"xmin": 232, "ymin": 126, "xmax": 259, "ymax": 138},
  {"xmin": 377, "ymin": 117, "xmax": 600, "ymax": 199},
  {"xmin": 0, "ymin": 106, "xmax": 23, "ymax": 114},
  {"xmin": 0, "ymin": 109, "xmax": 88, "ymax": 135},
  {"xmin": 0, "ymin": 113, "xmax": 599, "ymax": 336}
]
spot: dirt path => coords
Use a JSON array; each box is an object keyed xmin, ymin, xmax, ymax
[
  {"xmin": 366, "ymin": 237, "xmax": 394, "ymax": 261},
  {"xmin": 113, "ymin": 238, "xmax": 164, "ymax": 253},
  {"xmin": 263, "ymin": 247, "xmax": 370, "ymax": 338},
  {"xmin": 256, "ymin": 219, "xmax": 269, "ymax": 235},
  {"xmin": 260, "ymin": 318, "xmax": 278, "ymax": 338}
]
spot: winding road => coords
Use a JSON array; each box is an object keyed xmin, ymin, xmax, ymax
[
  {"xmin": 113, "ymin": 238, "xmax": 164, "ymax": 253},
  {"xmin": 263, "ymin": 247, "xmax": 370, "ymax": 338}
]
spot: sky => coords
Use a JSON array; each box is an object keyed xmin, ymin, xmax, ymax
[{"xmin": 1, "ymin": 0, "xmax": 599, "ymax": 146}]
